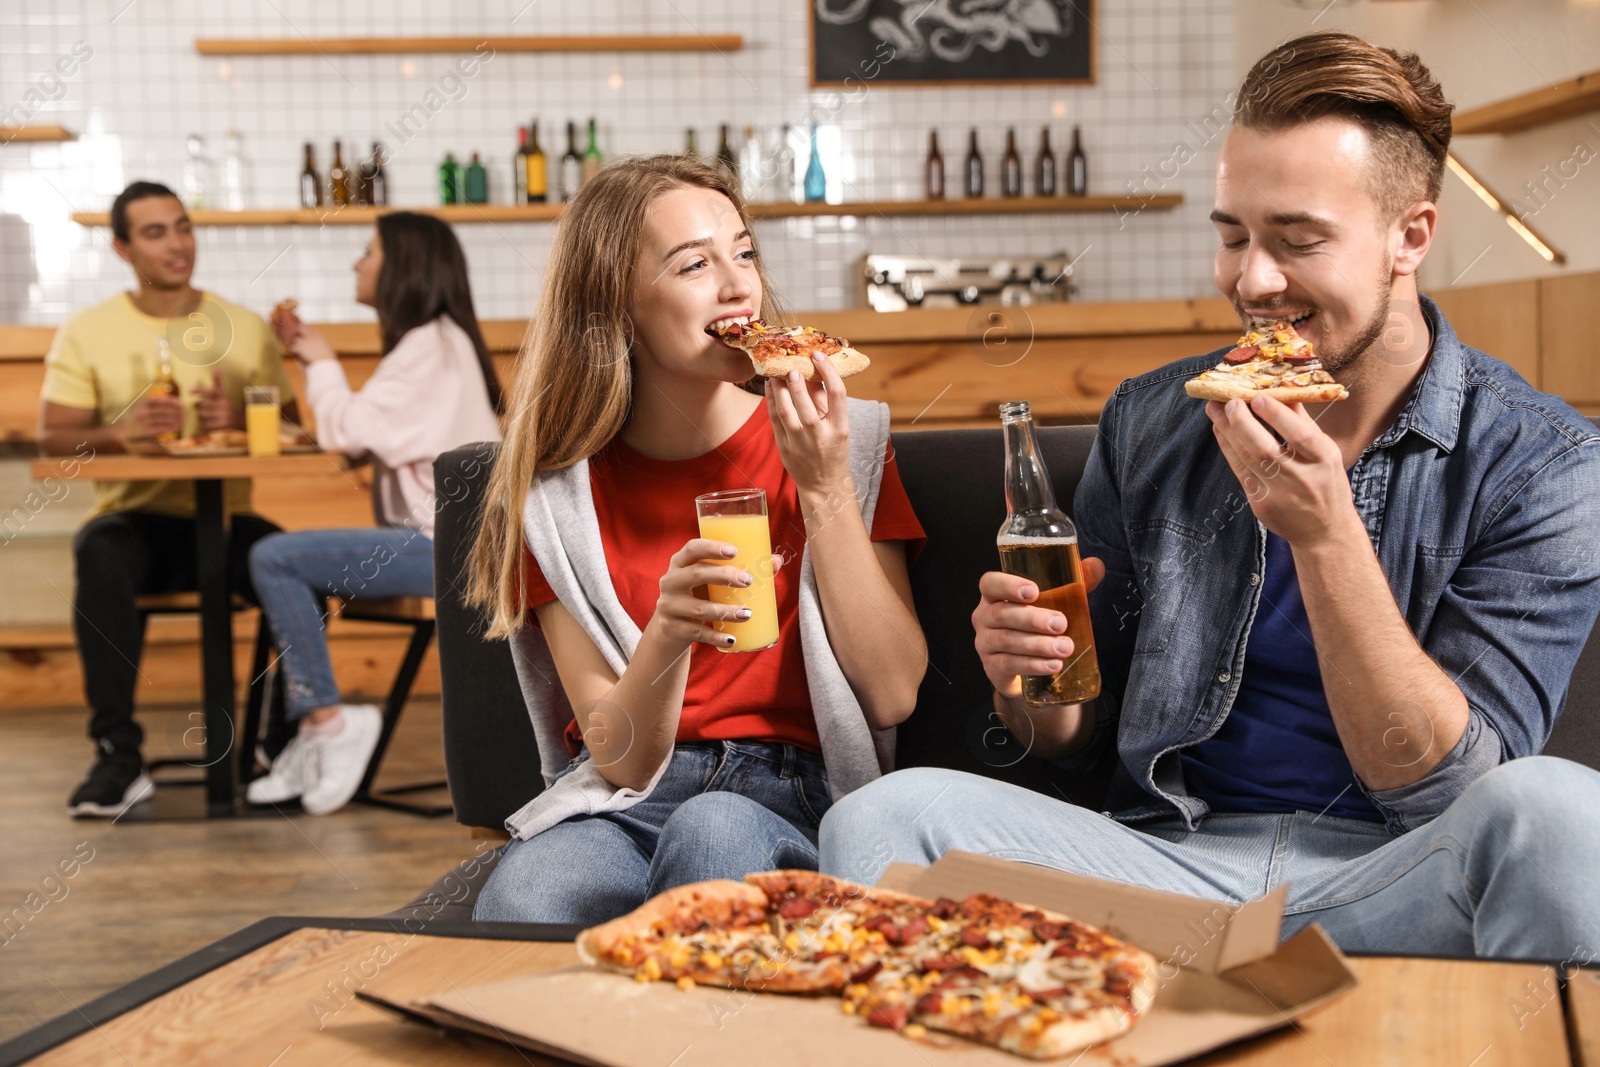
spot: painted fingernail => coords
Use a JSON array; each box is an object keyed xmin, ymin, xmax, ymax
[
  {"xmin": 739, "ymin": 572, "xmax": 754, "ymax": 586},
  {"xmin": 724, "ymin": 635, "xmax": 737, "ymax": 646},
  {"xmin": 788, "ymin": 369, "xmax": 801, "ymax": 382},
  {"xmin": 737, "ymin": 608, "xmax": 753, "ymax": 620}
]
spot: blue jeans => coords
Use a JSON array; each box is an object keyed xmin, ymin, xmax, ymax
[
  {"xmin": 248, "ymin": 527, "xmax": 434, "ymax": 719},
  {"xmin": 819, "ymin": 757, "xmax": 1600, "ymax": 960},
  {"xmin": 473, "ymin": 741, "xmax": 832, "ymax": 924}
]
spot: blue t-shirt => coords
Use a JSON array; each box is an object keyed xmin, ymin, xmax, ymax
[{"xmin": 1179, "ymin": 531, "xmax": 1382, "ymax": 823}]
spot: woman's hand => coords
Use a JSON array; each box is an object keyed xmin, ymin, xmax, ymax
[
  {"xmin": 286, "ymin": 324, "xmax": 338, "ymax": 365},
  {"xmin": 651, "ymin": 537, "xmax": 783, "ymax": 651},
  {"xmin": 766, "ymin": 353, "xmax": 852, "ymax": 496}
]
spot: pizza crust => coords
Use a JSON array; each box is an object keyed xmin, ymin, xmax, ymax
[
  {"xmin": 751, "ymin": 345, "xmax": 871, "ymax": 381},
  {"xmin": 1184, "ymin": 377, "xmax": 1348, "ymax": 403},
  {"xmin": 574, "ymin": 880, "xmax": 769, "ymax": 968}
]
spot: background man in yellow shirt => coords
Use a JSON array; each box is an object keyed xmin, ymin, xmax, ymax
[{"xmin": 37, "ymin": 181, "xmax": 301, "ymax": 817}]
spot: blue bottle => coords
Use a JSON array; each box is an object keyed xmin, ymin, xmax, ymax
[{"xmin": 803, "ymin": 125, "xmax": 826, "ymax": 203}]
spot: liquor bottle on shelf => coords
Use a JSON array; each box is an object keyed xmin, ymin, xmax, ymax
[
  {"xmin": 439, "ymin": 152, "xmax": 463, "ymax": 205},
  {"xmin": 527, "ymin": 120, "xmax": 548, "ymax": 203},
  {"xmin": 220, "ymin": 129, "xmax": 247, "ymax": 211},
  {"xmin": 684, "ymin": 127, "xmax": 699, "ymax": 159},
  {"xmin": 465, "ymin": 151, "xmax": 489, "ymax": 204},
  {"xmin": 560, "ymin": 121, "xmax": 582, "ymax": 201},
  {"xmin": 182, "ymin": 134, "xmax": 212, "ymax": 210},
  {"xmin": 1035, "ymin": 127, "xmax": 1057, "ymax": 197},
  {"xmin": 1067, "ymin": 125, "xmax": 1087, "ymax": 197},
  {"xmin": 513, "ymin": 127, "xmax": 530, "ymax": 205},
  {"xmin": 299, "ymin": 143, "xmax": 322, "ymax": 208},
  {"xmin": 738, "ymin": 125, "xmax": 762, "ymax": 201},
  {"xmin": 803, "ymin": 124, "xmax": 826, "ymax": 203},
  {"xmin": 152, "ymin": 338, "xmax": 181, "ymax": 443},
  {"xmin": 924, "ymin": 131, "xmax": 945, "ymax": 200},
  {"xmin": 767, "ymin": 124, "xmax": 795, "ymax": 203},
  {"xmin": 996, "ymin": 400, "xmax": 1101, "ymax": 706},
  {"xmin": 354, "ymin": 154, "xmax": 373, "ymax": 206},
  {"xmin": 1001, "ymin": 128, "xmax": 1022, "ymax": 198},
  {"xmin": 368, "ymin": 143, "xmax": 388, "ymax": 206},
  {"xmin": 329, "ymin": 140, "xmax": 351, "ymax": 206},
  {"xmin": 716, "ymin": 124, "xmax": 738, "ymax": 178},
  {"xmin": 965, "ymin": 128, "xmax": 984, "ymax": 198},
  {"xmin": 582, "ymin": 118, "xmax": 603, "ymax": 183}
]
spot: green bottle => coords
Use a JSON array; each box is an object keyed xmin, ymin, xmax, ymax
[
  {"xmin": 439, "ymin": 152, "xmax": 463, "ymax": 205},
  {"xmin": 582, "ymin": 118, "xmax": 603, "ymax": 184},
  {"xmin": 465, "ymin": 151, "xmax": 488, "ymax": 204}
]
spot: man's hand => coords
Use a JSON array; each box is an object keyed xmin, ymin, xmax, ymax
[
  {"xmin": 1206, "ymin": 396, "xmax": 1361, "ymax": 549},
  {"xmin": 193, "ymin": 369, "xmax": 241, "ymax": 432},
  {"xmin": 118, "ymin": 393, "xmax": 183, "ymax": 443},
  {"xmin": 974, "ymin": 558, "xmax": 1106, "ymax": 699}
]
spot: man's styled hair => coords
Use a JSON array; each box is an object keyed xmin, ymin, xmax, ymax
[
  {"xmin": 1234, "ymin": 32, "xmax": 1454, "ymax": 220},
  {"xmin": 110, "ymin": 181, "xmax": 182, "ymax": 243}
]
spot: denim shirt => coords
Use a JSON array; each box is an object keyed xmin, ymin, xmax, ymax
[{"xmin": 1070, "ymin": 295, "xmax": 1600, "ymax": 834}]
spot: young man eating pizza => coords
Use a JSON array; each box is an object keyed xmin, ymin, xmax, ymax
[{"xmin": 821, "ymin": 32, "xmax": 1600, "ymax": 959}]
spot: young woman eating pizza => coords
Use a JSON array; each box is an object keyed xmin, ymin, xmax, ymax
[{"xmin": 467, "ymin": 155, "xmax": 928, "ymax": 924}]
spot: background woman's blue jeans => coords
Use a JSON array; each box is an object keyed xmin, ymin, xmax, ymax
[
  {"xmin": 248, "ymin": 527, "xmax": 434, "ymax": 720},
  {"xmin": 474, "ymin": 741, "xmax": 832, "ymax": 924}
]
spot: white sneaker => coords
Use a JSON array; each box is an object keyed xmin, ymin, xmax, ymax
[
  {"xmin": 245, "ymin": 735, "xmax": 308, "ymax": 805},
  {"xmin": 300, "ymin": 705, "xmax": 382, "ymax": 816}
]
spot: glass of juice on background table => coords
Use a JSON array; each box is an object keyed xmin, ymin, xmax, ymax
[
  {"xmin": 695, "ymin": 488, "xmax": 779, "ymax": 653},
  {"xmin": 244, "ymin": 385, "xmax": 281, "ymax": 456}
]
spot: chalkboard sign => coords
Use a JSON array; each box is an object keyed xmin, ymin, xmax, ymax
[{"xmin": 810, "ymin": 0, "xmax": 1095, "ymax": 88}]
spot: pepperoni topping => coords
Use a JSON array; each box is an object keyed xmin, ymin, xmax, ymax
[
  {"xmin": 866, "ymin": 1004, "xmax": 908, "ymax": 1030},
  {"xmin": 930, "ymin": 898, "xmax": 961, "ymax": 920},
  {"xmin": 850, "ymin": 959, "xmax": 884, "ymax": 983},
  {"xmin": 960, "ymin": 926, "xmax": 991, "ymax": 948},
  {"xmin": 1051, "ymin": 942, "xmax": 1092, "ymax": 959},
  {"xmin": 920, "ymin": 955, "xmax": 970, "ymax": 972},
  {"xmin": 914, "ymin": 992, "xmax": 945, "ymax": 1016},
  {"xmin": 1033, "ymin": 922, "xmax": 1064, "ymax": 942},
  {"xmin": 1283, "ymin": 350, "xmax": 1318, "ymax": 366},
  {"xmin": 934, "ymin": 965, "xmax": 990, "ymax": 989},
  {"xmin": 778, "ymin": 897, "xmax": 817, "ymax": 920},
  {"xmin": 1223, "ymin": 345, "xmax": 1260, "ymax": 365},
  {"xmin": 899, "ymin": 916, "xmax": 930, "ymax": 942}
]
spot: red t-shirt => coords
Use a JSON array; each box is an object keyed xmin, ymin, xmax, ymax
[{"xmin": 521, "ymin": 403, "xmax": 926, "ymax": 754}]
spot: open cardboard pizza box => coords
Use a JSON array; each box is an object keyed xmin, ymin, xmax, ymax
[{"xmin": 359, "ymin": 851, "xmax": 1358, "ymax": 1066}]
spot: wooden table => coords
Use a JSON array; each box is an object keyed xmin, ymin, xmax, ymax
[
  {"xmin": 0, "ymin": 918, "xmax": 1583, "ymax": 1065},
  {"xmin": 32, "ymin": 452, "xmax": 350, "ymax": 818}
]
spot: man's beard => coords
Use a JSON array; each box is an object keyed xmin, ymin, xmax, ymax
[{"xmin": 1317, "ymin": 285, "xmax": 1390, "ymax": 376}]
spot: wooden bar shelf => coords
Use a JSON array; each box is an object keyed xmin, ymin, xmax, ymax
[
  {"xmin": 1453, "ymin": 68, "xmax": 1600, "ymax": 135},
  {"xmin": 194, "ymin": 34, "xmax": 743, "ymax": 56},
  {"xmin": 0, "ymin": 125, "xmax": 76, "ymax": 144},
  {"xmin": 69, "ymin": 195, "xmax": 1181, "ymax": 228}
]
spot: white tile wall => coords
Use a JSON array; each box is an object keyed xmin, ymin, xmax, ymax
[{"xmin": 0, "ymin": 0, "xmax": 1234, "ymax": 326}]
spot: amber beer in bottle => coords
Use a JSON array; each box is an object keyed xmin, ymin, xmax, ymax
[
  {"xmin": 152, "ymin": 337, "xmax": 181, "ymax": 444},
  {"xmin": 996, "ymin": 401, "xmax": 1100, "ymax": 705}
]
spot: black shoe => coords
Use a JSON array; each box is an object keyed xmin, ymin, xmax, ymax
[{"xmin": 69, "ymin": 741, "xmax": 154, "ymax": 818}]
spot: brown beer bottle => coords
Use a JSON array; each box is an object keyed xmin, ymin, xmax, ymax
[
  {"xmin": 1001, "ymin": 127, "xmax": 1022, "ymax": 197},
  {"xmin": 329, "ymin": 140, "xmax": 350, "ymax": 205},
  {"xmin": 299, "ymin": 143, "xmax": 321, "ymax": 208},
  {"xmin": 152, "ymin": 337, "xmax": 181, "ymax": 443},
  {"xmin": 925, "ymin": 130, "xmax": 944, "ymax": 200},
  {"xmin": 996, "ymin": 401, "xmax": 1101, "ymax": 705}
]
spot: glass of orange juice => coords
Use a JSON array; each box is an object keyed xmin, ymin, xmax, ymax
[
  {"xmin": 244, "ymin": 385, "xmax": 281, "ymax": 456},
  {"xmin": 695, "ymin": 488, "xmax": 779, "ymax": 653}
]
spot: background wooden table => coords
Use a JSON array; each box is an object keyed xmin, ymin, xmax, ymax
[{"xmin": 3, "ymin": 919, "xmax": 1577, "ymax": 1066}]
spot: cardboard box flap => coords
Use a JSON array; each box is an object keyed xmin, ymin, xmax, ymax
[{"xmin": 905, "ymin": 851, "xmax": 1285, "ymax": 975}]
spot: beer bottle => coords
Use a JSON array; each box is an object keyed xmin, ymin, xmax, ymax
[
  {"xmin": 439, "ymin": 152, "xmax": 462, "ymax": 205},
  {"xmin": 582, "ymin": 118, "xmax": 603, "ymax": 183},
  {"xmin": 965, "ymin": 128, "xmax": 984, "ymax": 198},
  {"xmin": 299, "ymin": 143, "xmax": 321, "ymax": 208},
  {"xmin": 1067, "ymin": 125, "xmax": 1088, "ymax": 197},
  {"xmin": 513, "ymin": 126, "xmax": 530, "ymax": 205},
  {"xmin": 716, "ymin": 124, "xmax": 738, "ymax": 178},
  {"xmin": 1035, "ymin": 127, "xmax": 1057, "ymax": 197},
  {"xmin": 996, "ymin": 401, "xmax": 1100, "ymax": 705},
  {"xmin": 152, "ymin": 337, "xmax": 181, "ymax": 443},
  {"xmin": 560, "ymin": 122, "xmax": 582, "ymax": 201},
  {"xmin": 329, "ymin": 140, "xmax": 350, "ymax": 206},
  {"xmin": 368, "ymin": 142, "xmax": 388, "ymax": 206},
  {"xmin": 925, "ymin": 130, "xmax": 944, "ymax": 200},
  {"xmin": 526, "ymin": 121, "xmax": 548, "ymax": 203},
  {"xmin": 1001, "ymin": 128, "xmax": 1022, "ymax": 198}
]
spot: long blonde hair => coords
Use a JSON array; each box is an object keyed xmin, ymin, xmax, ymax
[{"xmin": 467, "ymin": 154, "xmax": 785, "ymax": 638}]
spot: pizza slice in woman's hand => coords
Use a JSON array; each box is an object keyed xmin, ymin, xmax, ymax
[
  {"xmin": 708, "ymin": 318, "xmax": 872, "ymax": 381},
  {"xmin": 1185, "ymin": 318, "xmax": 1348, "ymax": 403}
]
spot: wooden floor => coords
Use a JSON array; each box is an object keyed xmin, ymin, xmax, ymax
[{"xmin": 0, "ymin": 698, "xmax": 480, "ymax": 1045}]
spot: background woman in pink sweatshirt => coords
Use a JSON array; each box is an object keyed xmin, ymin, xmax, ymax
[{"xmin": 249, "ymin": 212, "xmax": 503, "ymax": 815}]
